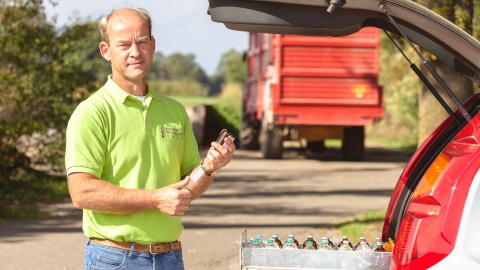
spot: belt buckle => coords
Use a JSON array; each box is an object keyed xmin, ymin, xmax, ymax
[{"xmin": 149, "ymin": 243, "xmax": 162, "ymax": 255}]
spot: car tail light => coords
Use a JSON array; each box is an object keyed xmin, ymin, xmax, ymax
[
  {"xmin": 382, "ymin": 117, "xmax": 453, "ymax": 241},
  {"xmin": 391, "ymin": 128, "xmax": 479, "ymax": 269}
]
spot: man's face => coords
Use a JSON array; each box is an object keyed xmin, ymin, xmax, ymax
[{"xmin": 100, "ymin": 10, "xmax": 155, "ymax": 84}]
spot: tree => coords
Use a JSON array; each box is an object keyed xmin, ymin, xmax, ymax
[
  {"xmin": 158, "ymin": 52, "xmax": 209, "ymax": 85},
  {"xmin": 415, "ymin": 0, "xmax": 477, "ymax": 144},
  {"xmin": 215, "ymin": 49, "xmax": 247, "ymax": 84},
  {"xmin": 147, "ymin": 52, "xmax": 168, "ymax": 81},
  {"xmin": 0, "ymin": 0, "xmax": 97, "ymax": 215},
  {"xmin": 67, "ymin": 21, "xmax": 111, "ymax": 82}
]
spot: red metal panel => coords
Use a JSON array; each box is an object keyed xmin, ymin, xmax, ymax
[
  {"xmin": 277, "ymin": 27, "xmax": 381, "ymax": 107},
  {"xmin": 271, "ymin": 105, "xmax": 383, "ymax": 126},
  {"xmin": 280, "ymin": 76, "xmax": 380, "ymax": 105},
  {"xmin": 244, "ymin": 27, "xmax": 383, "ymax": 125}
]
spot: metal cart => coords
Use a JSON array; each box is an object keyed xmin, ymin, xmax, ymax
[{"xmin": 238, "ymin": 229, "xmax": 392, "ymax": 270}]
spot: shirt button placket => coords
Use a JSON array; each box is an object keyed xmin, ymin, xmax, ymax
[{"xmin": 142, "ymin": 104, "xmax": 148, "ymax": 129}]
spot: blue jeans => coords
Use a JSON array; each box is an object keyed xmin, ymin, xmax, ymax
[{"xmin": 84, "ymin": 239, "xmax": 185, "ymax": 270}]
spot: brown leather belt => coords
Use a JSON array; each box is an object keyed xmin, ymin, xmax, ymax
[{"xmin": 90, "ymin": 238, "xmax": 181, "ymax": 254}]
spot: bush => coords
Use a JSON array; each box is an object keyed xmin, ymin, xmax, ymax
[{"xmin": 201, "ymin": 83, "xmax": 242, "ymax": 146}]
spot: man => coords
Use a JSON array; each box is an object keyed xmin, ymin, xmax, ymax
[{"xmin": 65, "ymin": 7, "xmax": 235, "ymax": 270}]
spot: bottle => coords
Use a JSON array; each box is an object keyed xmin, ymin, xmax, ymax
[
  {"xmin": 272, "ymin": 234, "xmax": 283, "ymax": 249},
  {"xmin": 371, "ymin": 237, "xmax": 382, "ymax": 250},
  {"xmin": 303, "ymin": 235, "xmax": 317, "ymax": 250},
  {"xmin": 283, "ymin": 238, "xmax": 298, "ymax": 250},
  {"xmin": 337, "ymin": 236, "xmax": 353, "ymax": 251},
  {"xmin": 324, "ymin": 236, "xmax": 335, "ymax": 249},
  {"xmin": 355, "ymin": 237, "xmax": 372, "ymax": 252},
  {"xmin": 374, "ymin": 242, "xmax": 386, "ymax": 252},
  {"xmin": 246, "ymin": 237, "xmax": 255, "ymax": 248},
  {"xmin": 184, "ymin": 129, "xmax": 235, "ymax": 193},
  {"xmin": 251, "ymin": 238, "xmax": 264, "ymax": 248},
  {"xmin": 337, "ymin": 236, "xmax": 353, "ymax": 250},
  {"xmin": 255, "ymin": 235, "xmax": 265, "ymax": 247},
  {"xmin": 317, "ymin": 239, "xmax": 332, "ymax": 251},
  {"xmin": 288, "ymin": 234, "xmax": 300, "ymax": 249},
  {"xmin": 303, "ymin": 241, "xmax": 316, "ymax": 250},
  {"xmin": 265, "ymin": 239, "xmax": 276, "ymax": 249},
  {"xmin": 201, "ymin": 129, "xmax": 236, "ymax": 172}
]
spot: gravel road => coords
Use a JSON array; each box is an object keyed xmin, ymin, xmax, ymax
[{"xmin": 0, "ymin": 147, "xmax": 410, "ymax": 270}]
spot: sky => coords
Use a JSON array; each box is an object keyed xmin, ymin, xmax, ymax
[{"xmin": 43, "ymin": 0, "xmax": 249, "ymax": 75}]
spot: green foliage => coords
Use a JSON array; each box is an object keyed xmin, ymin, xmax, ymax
[
  {"xmin": 215, "ymin": 49, "xmax": 247, "ymax": 84},
  {"xmin": 212, "ymin": 103, "xmax": 241, "ymax": 135},
  {"xmin": 203, "ymin": 104, "xmax": 241, "ymax": 146},
  {"xmin": 0, "ymin": 167, "xmax": 67, "ymax": 221},
  {"xmin": 368, "ymin": 32, "xmax": 419, "ymax": 147},
  {"xmin": 211, "ymin": 83, "xmax": 243, "ymax": 139},
  {"xmin": 218, "ymin": 83, "xmax": 243, "ymax": 113},
  {"xmin": 147, "ymin": 52, "xmax": 167, "ymax": 81},
  {"xmin": 151, "ymin": 52, "xmax": 209, "ymax": 86},
  {"xmin": 201, "ymin": 83, "xmax": 243, "ymax": 145},
  {"xmin": 208, "ymin": 74, "xmax": 225, "ymax": 96},
  {"xmin": 147, "ymin": 52, "xmax": 214, "ymax": 97},
  {"xmin": 0, "ymin": 0, "xmax": 96, "ymax": 219},
  {"xmin": 67, "ymin": 21, "xmax": 111, "ymax": 82},
  {"xmin": 410, "ymin": 0, "xmax": 477, "ymax": 145}
]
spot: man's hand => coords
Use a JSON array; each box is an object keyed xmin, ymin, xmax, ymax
[
  {"xmin": 205, "ymin": 136, "xmax": 236, "ymax": 173},
  {"xmin": 154, "ymin": 178, "xmax": 192, "ymax": 216}
]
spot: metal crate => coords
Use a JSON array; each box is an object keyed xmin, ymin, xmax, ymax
[{"xmin": 238, "ymin": 229, "xmax": 392, "ymax": 270}]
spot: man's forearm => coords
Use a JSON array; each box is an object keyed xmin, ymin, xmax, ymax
[
  {"xmin": 68, "ymin": 173, "xmax": 157, "ymax": 214},
  {"xmin": 185, "ymin": 166, "xmax": 215, "ymax": 200}
]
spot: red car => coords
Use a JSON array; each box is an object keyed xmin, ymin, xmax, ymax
[{"xmin": 208, "ymin": 0, "xmax": 480, "ymax": 269}]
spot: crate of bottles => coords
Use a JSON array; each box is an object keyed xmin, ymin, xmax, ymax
[{"xmin": 238, "ymin": 229, "xmax": 392, "ymax": 270}]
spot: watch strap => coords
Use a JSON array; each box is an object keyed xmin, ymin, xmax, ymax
[{"xmin": 200, "ymin": 165, "xmax": 216, "ymax": 176}]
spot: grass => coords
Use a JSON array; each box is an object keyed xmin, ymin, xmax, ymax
[
  {"xmin": 336, "ymin": 209, "xmax": 386, "ymax": 242},
  {"xmin": 325, "ymin": 139, "xmax": 342, "ymax": 148}
]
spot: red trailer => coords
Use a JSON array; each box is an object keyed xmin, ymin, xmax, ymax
[{"xmin": 240, "ymin": 27, "xmax": 383, "ymax": 160}]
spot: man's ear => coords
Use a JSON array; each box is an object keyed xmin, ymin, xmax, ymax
[
  {"xmin": 151, "ymin": 35, "xmax": 156, "ymax": 52},
  {"xmin": 99, "ymin": 42, "xmax": 111, "ymax": 61}
]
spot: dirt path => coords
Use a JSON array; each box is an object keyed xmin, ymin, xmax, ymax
[{"xmin": 0, "ymin": 147, "xmax": 409, "ymax": 270}]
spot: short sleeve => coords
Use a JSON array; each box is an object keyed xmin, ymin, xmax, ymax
[{"xmin": 65, "ymin": 107, "xmax": 106, "ymax": 178}]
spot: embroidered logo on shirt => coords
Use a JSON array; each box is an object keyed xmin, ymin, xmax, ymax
[{"xmin": 160, "ymin": 126, "xmax": 184, "ymax": 140}]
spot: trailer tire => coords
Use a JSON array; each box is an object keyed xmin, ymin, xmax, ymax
[
  {"xmin": 341, "ymin": 126, "xmax": 365, "ymax": 161},
  {"xmin": 240, "ymin": 120, "xmax": 260, "ymax": 150},
  {"xmin": 261, "ymin": 126, "xmax": 283, "ymax": 159}
]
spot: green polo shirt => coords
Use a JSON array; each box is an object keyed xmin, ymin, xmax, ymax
[{"xmin": 65, "ymin": 76, "xmax": 200, "ymax": 244}]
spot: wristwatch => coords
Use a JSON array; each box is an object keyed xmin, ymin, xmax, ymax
[{"xmin": 200, "ymin": 165, "xmax": 216, "ymax": 176}]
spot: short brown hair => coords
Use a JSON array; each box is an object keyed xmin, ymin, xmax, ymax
[{"xmin": 99, "ymin": 7, "xmax": 152, "ymax": 44}]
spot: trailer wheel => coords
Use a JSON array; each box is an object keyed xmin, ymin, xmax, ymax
[
  {"xmin": 341, "ymin": 126, "xmax": 365, "ymax": 161},
  {"xmin": 261, "ymin": 126, "xmax": 283, "ymax": 159},
  {"xmin": 240, "ymin": 119, "xmax": 260, "ymax": 150}
]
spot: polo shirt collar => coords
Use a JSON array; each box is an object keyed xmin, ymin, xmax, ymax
[{"xmin": 105, "ymin": 75, "xmax": 162, "ymax": 103}]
